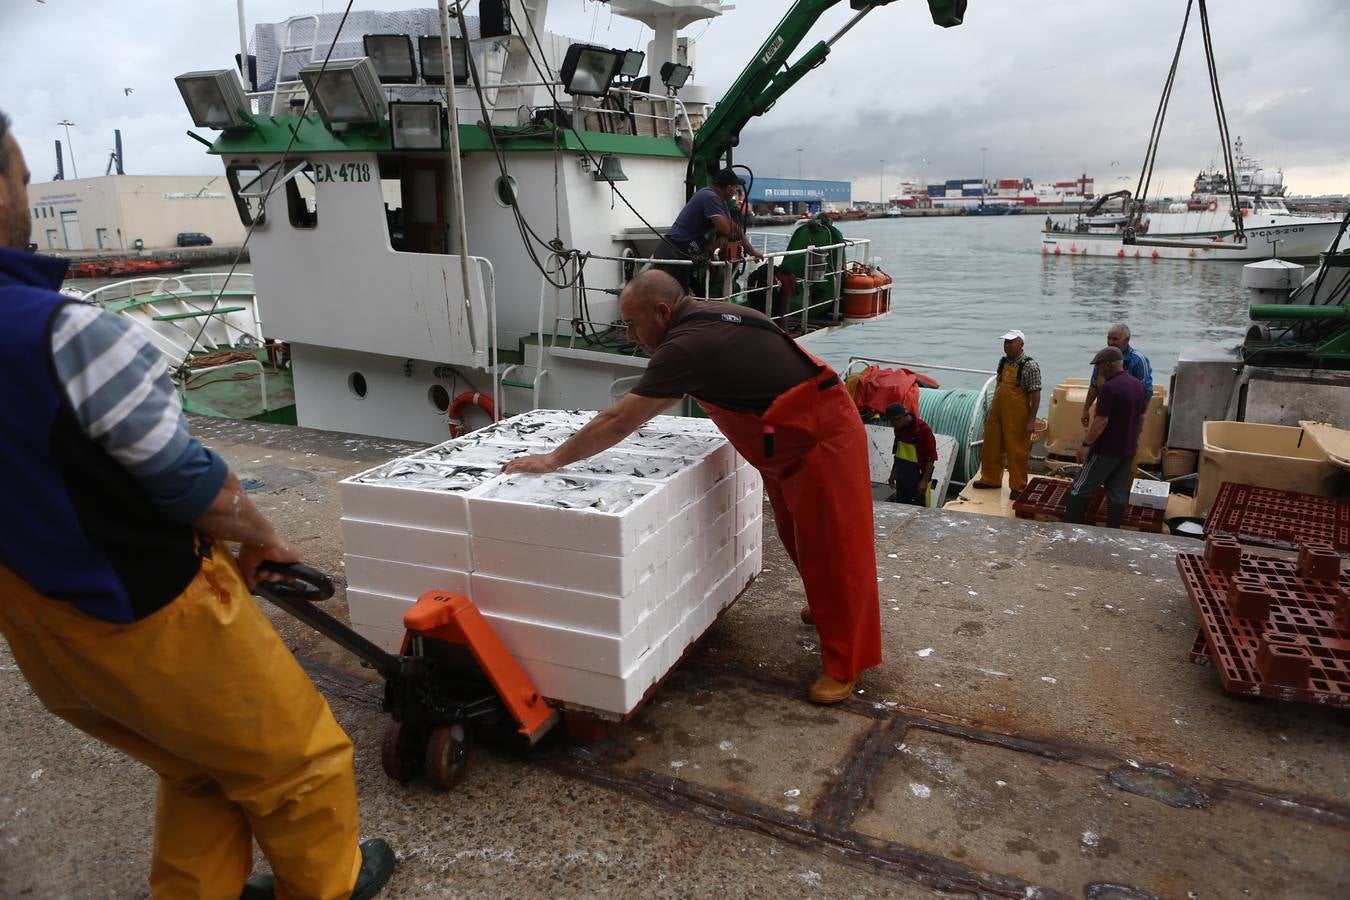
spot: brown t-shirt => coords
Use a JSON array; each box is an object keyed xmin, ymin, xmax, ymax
[{"xmin": 630, "ymin": 299, "xmax": 819, "ymax": 414}]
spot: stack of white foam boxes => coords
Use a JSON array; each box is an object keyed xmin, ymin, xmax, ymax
[{"xmin": 338, "ymin": 410, "xmax": 763, "ymax": 717}]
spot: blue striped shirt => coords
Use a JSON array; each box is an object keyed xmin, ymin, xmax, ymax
[{"xmin": 48, "ymin": 304, "xmax": 226, "ymax": 523}]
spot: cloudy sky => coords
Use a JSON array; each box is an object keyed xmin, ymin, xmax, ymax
[{"xmin": 7, "ymin": 0, "xmax": 1349, "ymax": 199}]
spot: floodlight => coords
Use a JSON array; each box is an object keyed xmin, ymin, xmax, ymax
[
  {"xmin": 418, "ymin": 35, "xmax": 469, "ymax": 86},
  {"xmin": 175, "ymin": 69, "xmax": 252, "ymax": 130},
  {"xmin": 618, "ymin": 49, "xmax": 645, "ymax": 79},
  {"xmin": 363, "ymin": 34, "xmax": 417, "ymax": 84},
  {"xmin": 660, "ymin": 62, "xmax": 692, "ymax": 92},
  {"xmin": 390, "ymin": 101, "xmax": 444, "ymax": 150},
  {"xmin": 559, "ymin": 44, "xmax": 625, "ymax": 98},
  {"xmin": 299, "ymin": 57, "xmax": 387, "ymax": 126}
]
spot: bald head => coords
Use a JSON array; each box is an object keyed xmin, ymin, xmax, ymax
[{"xmin": 620, "ymin": 269, "xmax": 685, "ymax": 354}]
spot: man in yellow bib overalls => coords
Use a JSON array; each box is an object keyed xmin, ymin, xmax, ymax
[{"xmin": 973, "ymin": 329, "xmax": 1042, "ymax": 500}]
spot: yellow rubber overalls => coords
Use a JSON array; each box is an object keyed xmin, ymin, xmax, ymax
[
  {"xmin": 0, "ymin": 545, "xmax": 362, "ymax": 900},
  {"xmin": 979, "ymin": 357, "xmax": 1033, "ymax": 492}
]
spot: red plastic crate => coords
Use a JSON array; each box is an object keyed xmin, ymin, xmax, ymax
[
  {"xmin": 1176, "ymin": 545, "xmax": 1350, "ymax": 706},
  {"xmin": 1188, "ymin": 630, "xmax": 1211, "ymax": 666},
  {"xmin": 1205, "ymin": 482, "xmax": 1350, "ymax": 556},
  {"xmin": 1011, "ymin": 476, "xmax": 1165, "ymax": 533}
]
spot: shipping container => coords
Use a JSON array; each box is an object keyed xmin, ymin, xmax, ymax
[{"xmin": 962, "ymin": 188, "xmax": 984, "ymax": 196}]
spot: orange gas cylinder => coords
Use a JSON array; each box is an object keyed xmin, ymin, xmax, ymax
[
  {"xmin": 872, "ymin": 266, "xmax": 893, "ymax": 313},
  {"xmin": 842, "ymin": 266, "xmax": 879, "ymax": 319}
]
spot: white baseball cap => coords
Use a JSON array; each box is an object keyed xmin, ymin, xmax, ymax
[{"xmin": 1000, "ymin": 329, "xmax": 1025, "ymax": 341}]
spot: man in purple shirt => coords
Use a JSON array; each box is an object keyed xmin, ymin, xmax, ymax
[
  {"xmin": 1063, "ymin": 346, "xmax": 1148, "ymax": 528},
  {"xmin": 652, "ymin": 168, "xmax": 764, "ymax": 290}
]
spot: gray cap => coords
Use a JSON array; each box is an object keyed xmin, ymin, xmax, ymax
[{"xmin": 1091, "ymin": 346, "xmax": 1123, "ymax": 365}]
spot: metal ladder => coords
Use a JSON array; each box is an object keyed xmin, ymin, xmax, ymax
[{"xmin": 268, "ymin": 15, "xmax": 320, "ymax": 116}]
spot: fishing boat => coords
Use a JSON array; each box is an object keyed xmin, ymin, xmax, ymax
[
  {"xmin": 167, "ymin": 1, "xmax": 966, "ymax": 442},
  {"xmin": 1042, "ymin": 143, "xmax": 1343, "ymax": 261}
]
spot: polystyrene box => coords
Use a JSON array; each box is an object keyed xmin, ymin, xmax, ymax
[
  {"xmin": 556, "ymin": 449, "xmax": 706, "ymax": 514},
  {"xmin": 347, "ymin": 586, "xmax": 416, "ymax": 634},
  {"xmin": 735, "ymin": 486, "xmax": 763, "ymax": 534},
  {"xmin": 480, "ymin": 601, "xmax": 674, "ymax": 676},
  {"xmin": 1128, "ymin": 478, "xmax": 1171, "ymax": 511},
  {"xmin": 339, "ymin": 459, "xmax": 500, "ymax": 531},
  {"xmin": 468, "ymin": 474, "xmax": 666, "ymax": 555},
  {"xmin": 468, "ymin": 566, "xmax": 667, "ymax": 636},
  {"xmin": 410, "ymin": 439, "xmax": 535, "ymax": 468},
  {"xmin": 470, "ymin": 531, "xmax": 666, "ymax": 599},
  {"xmin": 735, "ymin": 514, "xmax": 763, "ymax": 564},
  {"xmin": 340, "ymin": 517, "xmax": 472, "ymax": 571},
  {"xmin": 701, "ymin": 507, "xmax": 735, "ymax": 565},
  {"xmin": 345, "ymin": 555, "xmax": 471, "ymax": 604},
  {"xmin": 639, "ymin": 414, "xmax": 723, "ymax": 437},
  {"xmin": 736, "ymin": 541, "xmax": 762, "ymax": 595},
  {"xmin": 735, "ymin": 461, "xmax": 763, "ymax": 498},
  {"xmin": 513, "ymin": 640, "xmax": 666, "ymax": 717}
]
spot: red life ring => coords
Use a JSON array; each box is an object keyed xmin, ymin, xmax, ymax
[
  {"xmin": 447, "ymin": 391, "xmax": 499, "ymax": 437},
  {"xmin": 1206, "ymin": 200, "xmax": 1218, "ymax": 212}
]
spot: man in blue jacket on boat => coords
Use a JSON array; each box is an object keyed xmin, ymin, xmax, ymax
[
  {"xmin": 0, "ymin": 113, "xmax": 393, "ymax": 900},
  {"xmin": 652, "ymin": 168, "xmax": 764, "ymax": 291}
]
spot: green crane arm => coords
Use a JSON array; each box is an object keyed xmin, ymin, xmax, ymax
[{"xmin": 686, "ymin": 0, "xmax": 967, "ymax": 197}]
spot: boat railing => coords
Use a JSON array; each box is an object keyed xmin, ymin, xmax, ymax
[
  {"xmin": 78, "ymin": 272, "xmax": 256, "ymax": 308},
  {"xmin": 551, "ymin": 237, "xmax": 871, "ymax": 349},
  {"xmin": 847, "ymin": 356, "xmax": 998, "ymax": 486}
]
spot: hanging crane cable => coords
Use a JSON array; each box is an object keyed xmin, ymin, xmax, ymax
[{"xmin": 1126, "ymin": 0, "xmax": 1245, "ymax": 248}]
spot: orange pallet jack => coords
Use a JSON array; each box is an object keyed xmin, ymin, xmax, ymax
[{"xmin": 254, "ymin": 563, "xmax": 559, "ymax": 789}]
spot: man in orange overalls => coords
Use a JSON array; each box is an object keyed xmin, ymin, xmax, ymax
[
  {"xmin": 972, "ymin": 329, "xmax": 1042, "ymax": 500},
  {"xmin": 503, "ymin": 270, "xmax": 882, "ymax": 704}
]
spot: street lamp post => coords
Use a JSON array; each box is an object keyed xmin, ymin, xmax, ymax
[
  {"xmin": 58, "ymin": 120, "xmax": 78, "ymax": 179},
  {"xmin": 796, "ymin": 148, "xmax": 803, "ymax": 181}
]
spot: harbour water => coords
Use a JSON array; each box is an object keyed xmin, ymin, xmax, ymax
[
  {"xmin": 66, "ymin": 215, "xmax": 1258, "ymax": 398},
  {"xmin": 788, "ymin": 215, "xmax": 1254, "ymax": 393}
]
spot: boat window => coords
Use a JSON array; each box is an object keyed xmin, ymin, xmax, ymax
[
  {"xmin": 377, "ymin": 155, "xmax": 451, "ymax": 255},
  {"xmin": 226, "ymin": 163, "xmax": 268, "ymax": 227},
  {"xmin": 287, "ymin": 165, "xmax": 318, "ymax": 229}
]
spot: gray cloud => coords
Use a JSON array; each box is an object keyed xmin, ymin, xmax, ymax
[{"xmin": 7, "ymin": 0, "xmax": 1347, "ymax": 198}]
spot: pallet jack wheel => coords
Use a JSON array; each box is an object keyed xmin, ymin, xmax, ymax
[
  {"xmin": 380, "ymin": 722, "xmax": 424, "ymax": 783},
  {"xmin": 424, "ymin": 723, "xmax": 471, "ymax": 790}
]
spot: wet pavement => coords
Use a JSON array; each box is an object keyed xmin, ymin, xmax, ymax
[{"xmin": 1, "ymin": 418, "xmax": 1347, "ymax": 898}]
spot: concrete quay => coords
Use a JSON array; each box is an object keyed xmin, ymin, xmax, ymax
[{"xmin": 1, "ymin": 417, "xmax": 1346, "ymax": 898}]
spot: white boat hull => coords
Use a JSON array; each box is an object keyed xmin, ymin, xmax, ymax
[{"xmin": 1041, "ymin": 213, "xmax": 1342, "ymax": 261}]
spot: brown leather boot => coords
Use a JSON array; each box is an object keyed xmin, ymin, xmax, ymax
[
  {"xmin": 807, "ymin": 674, "xmax": 856, "ymax": 704},
  {"xmin": 799, "ymin": 604, "xmax": 813, "ymax": 625}
]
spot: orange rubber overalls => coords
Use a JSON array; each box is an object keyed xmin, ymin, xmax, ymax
[{"xmin": 686, "ymin": 312, "xmax": 882, "ymax": 683}]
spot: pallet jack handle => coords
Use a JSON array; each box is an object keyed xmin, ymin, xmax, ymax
[{"xmin": 254, "ymin": 562, "xmax": 402, "ymax": 680}]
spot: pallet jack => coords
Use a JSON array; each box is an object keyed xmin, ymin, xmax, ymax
[{"xmin": 254, "ymin": 563, "xmax": 559, "ymax": 789}]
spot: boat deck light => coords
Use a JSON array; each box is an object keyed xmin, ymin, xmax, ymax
[
  {"xmin": 174, "ymin": 70, "xmax": 252, "ymax": 130},
  {"xmin": 419, "ymin": 35, "xmax": 469, "ymax": 86},
  {"xmin": 660, "ymin": 62, "xmax": 692, "ymax": 93},
  {"xmin": 299, "ymin": 57, "xmax": 387, "ymax": 127},
  {"xmin": 390, "ymin": 101, "xmax": 445, "ymax": 151},
  {"xmin": 560, "ymin": 44, "xmax": 625, "ymax": 98},
  {"xmin": 618, "ymin": 49, "xmax": 645, "ymax": 80},
  {"xmin": 363, "ymin": 34, "xmax": 418, "ymax": 85}
]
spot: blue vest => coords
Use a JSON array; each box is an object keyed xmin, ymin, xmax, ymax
[{"xmin": 0, "ymin": 247, "xmax": 202, "ymax": 623}]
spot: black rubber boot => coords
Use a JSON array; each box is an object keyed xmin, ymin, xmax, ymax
[
  {"xmin": 1105, "ymin": 501, "xmax": 1126, "ymax": 529},
  {"xmin": 1062, "ymin": 494, "xmax": 1089, "ymax": 524},
  {"xmin": 351, "ymin": 838, "xmax": 396, "ymax": 900},
  {"xmin": 239, "ymin": 838, "xmax": 395, "ymax": 900}
]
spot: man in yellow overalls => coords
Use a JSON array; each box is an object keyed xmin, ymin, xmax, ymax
[
  {"xmin": 973, "ymin": 330, "xmax": 1042, "ymax": 500},
  {"xmin": 0, "ymin": 116, "xmax": 393, "ymax": 900}
]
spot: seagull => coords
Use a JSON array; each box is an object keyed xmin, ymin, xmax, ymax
[{"xmin": 124, "ymin": 88, "xmax": 134, "ymax": 96}]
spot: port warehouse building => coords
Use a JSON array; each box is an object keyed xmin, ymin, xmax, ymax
[
  {"xmin": 25, "ymin": 175, "xmax": 245, "ymax": 252},
  {"xmin": 745, "ymin": 178, "xmax": 851, "ymax": 214}
]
